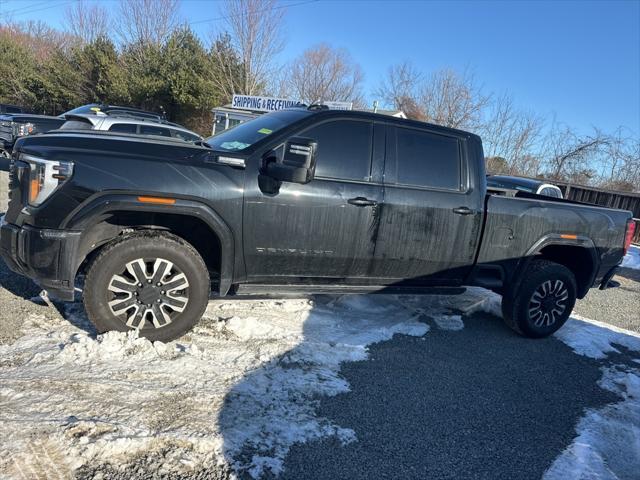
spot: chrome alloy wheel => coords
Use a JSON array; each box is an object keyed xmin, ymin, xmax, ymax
[
  {"xmin": 107, "ymin": 258, "xmax": 189, "ymax": 329},
  {"xmin": 528, "ymin": 279, "xmax": 569, "ymax": 327}
]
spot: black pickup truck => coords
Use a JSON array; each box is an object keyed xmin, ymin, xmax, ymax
[{"xmin": 0, "ymin": 108, "xmax": 634, "ymax": 341}]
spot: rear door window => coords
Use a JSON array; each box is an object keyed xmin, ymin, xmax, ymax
[
  {"xmin": 391, "ymin": 127, "xmax": 461, "ymax": 190},
  {"xmin": 140, "ymin": 125, "xmax": 172, "ymax": 137},
  {"xmin": 299, "ymin": 119, "xmax": 373, "ymax": 181},
  {"xmin": 108, "ymin": 123, "xmax": 138, "ymax": 134}
]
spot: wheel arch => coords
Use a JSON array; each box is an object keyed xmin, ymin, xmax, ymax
[
  {"xmin": 512, "ymin": 234, "xmax": 599, "ymax": 299},
  {"xmin": 64, "ymin": 194, "xmax": 235, "ymax": 296}
]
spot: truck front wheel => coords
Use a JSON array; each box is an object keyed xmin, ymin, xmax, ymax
[
  {"xmin": 502, "ymin": 259, "xmax": 577, "ymax": 338},
  {"xmin": 83, "ymin": 232, "xmax": 210, "ymax": 342}
]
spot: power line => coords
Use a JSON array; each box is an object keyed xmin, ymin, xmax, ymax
[
  {"xmin": 1, "ymin": 0, "xmax": 73, "ymax": 18},
  {"xmin": 188, "ymin": 0, "xmax": 319, "ymax": 26},
  {"xmin": 2, "ymin": 0, "xmax": 51, "ymax": 16}
]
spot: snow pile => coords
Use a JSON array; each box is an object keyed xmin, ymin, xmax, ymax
[
  {"xmin": 545, "ymin": 316, "xmax": 640, "ymax": 480},
  {"xmin": 0, "ymin": 293, "xmax": 467, "ymax": 478},
  {"xmin": 554, "ymin": 314, "xmax": 640, "ymax": 360},
  {"xmin": 621, "ymin": 245, "xmax": 640, "ymax": 270},
  {"xmin": 3, "ymin": 285, "xmax": 638, "ymax": 479}
]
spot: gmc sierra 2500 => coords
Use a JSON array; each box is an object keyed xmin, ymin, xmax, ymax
[{"xmin": 0, "ymin": 107, "xmax": 635, "ymax": 341}]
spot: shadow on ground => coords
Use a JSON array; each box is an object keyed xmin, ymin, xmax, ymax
[{"xmin": 219, "ymin": 307, "xmax": 626, "ymax": 480}]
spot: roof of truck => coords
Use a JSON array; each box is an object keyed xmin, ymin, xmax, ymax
[{"xmin": 286, "ymin": 107, "xmax": 481, "ymax": 140}]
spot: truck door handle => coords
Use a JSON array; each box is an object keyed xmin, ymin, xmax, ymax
[
  {"xmin": 348, "ymin": 197, "xmax": 378, "ymax": 207},
  {"xmin": 453, "ymin": 206, "xmax": 475, "ymax": 215}
]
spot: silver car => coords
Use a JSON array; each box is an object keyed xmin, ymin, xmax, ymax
[{"xmin": 60, "ymin": 113, "xmax": 203, "ymax": 143}]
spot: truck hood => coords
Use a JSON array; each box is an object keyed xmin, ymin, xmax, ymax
[{"xmin": 0, "ymin": 113, "xmax": 64, "ymax": 122}]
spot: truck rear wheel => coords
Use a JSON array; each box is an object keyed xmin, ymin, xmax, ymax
[
  {"xmin": 502, "ymin": 259, "xmax": 576, "ymax": 338},
  {"xmin": 83, "ymin": 232, "xmax": 210, "ymax": 342}
]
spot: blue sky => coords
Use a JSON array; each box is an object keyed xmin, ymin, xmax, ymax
[{"xmin": 2, "ymin": 0, "xmax": 639, "ymax": 137}]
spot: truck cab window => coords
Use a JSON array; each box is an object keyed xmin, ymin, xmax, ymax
[
  {"xmin": 300, "ymin": 119, "xmax": 372, "ymax": 181},
  {"xmin": 393, "ymin": 127, "xmax": 461, "ymax": 190}
]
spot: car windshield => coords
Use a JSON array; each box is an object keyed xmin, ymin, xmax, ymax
[
  {"xmin": 487, "ymin": 178, "xmax": 535, "ymax": 193},
  {"xmin": 205, "ymin": 109, "xmax": 310, "ymax": 152},
  {"xmin": 63, "ymin": 104, "xmax": 102, "ymax": 116}
]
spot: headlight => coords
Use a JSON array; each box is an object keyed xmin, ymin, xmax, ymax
[
  {"xmin": 23, "ymin": 155, "xmax": 73, "ymax": 206},
  {"xmin": 13, "ymin": 122, "xmax": 35, "ymax": 136}
]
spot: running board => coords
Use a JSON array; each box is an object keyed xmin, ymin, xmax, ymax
[{"xmin": 231, "ymin": 284, "xmax": 466, "ymax": 296}]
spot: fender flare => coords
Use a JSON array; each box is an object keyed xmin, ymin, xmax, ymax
[
  {"xmin": 511, "ymin": 234, "xmax": 599, "ymax": 298},
  {"xmin": 63, "ymin": 193, "xmax": 235, "ymax": 296}
]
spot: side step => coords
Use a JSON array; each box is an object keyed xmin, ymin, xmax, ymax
[{"xmin": 231, "ymin": 284, "xmax": 466, "ymax": 296}]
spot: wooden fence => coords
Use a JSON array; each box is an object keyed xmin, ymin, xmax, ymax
[{"xmin": 552, "ymin": 182, "xmax": 640, "ymax": 244}]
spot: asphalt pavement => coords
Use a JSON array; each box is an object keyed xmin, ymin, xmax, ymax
[{"xmin": 276, "ymin": 311, "xmax": 635, "ymax": 480}]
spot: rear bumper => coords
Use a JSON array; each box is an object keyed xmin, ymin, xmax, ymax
[{"xmin": 0, "ymin": 217, "xmax": 80, "ymax": 301}]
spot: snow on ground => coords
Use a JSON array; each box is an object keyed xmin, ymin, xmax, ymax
[
  {"xmin": 462, "ymin": 290, "xmax": 640, "ymax": 480},
  {"xmin": 1, "ymin": 288, "xmax": 639, "ymax": 479},
  {"xmin": 621, "ymin": 245, "xmax": 640, "ymax": 270},
  {"xmin": 0, "ymin": 293, "xmax": 470, "ymax": 479},
  {"xmin": 544, "ymin": 315, "xmax": 640, "ymax": 480}
]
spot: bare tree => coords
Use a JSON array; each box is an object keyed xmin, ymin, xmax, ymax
[
  {"xmin": 598, "ymin": 128, "xmax": 640, "ymax": 191},
  {"xmin": 217, "ymin": 0, "xmax": 285, "ymax": 96},
  {"xmin": 375, "ymin": 61, "xmax": 423, "ymax": 119},
  {"xmin": 418, "ymin": 68, "xmax": 490, "ymax": 130},
  {"xmin": 542, "ymin": 121, "xmax": 610, "ymax": 182},
  {"xmin": 115, "ymin": 0, "xmax": 180, "ymax": 46},
  {"xmin": 376, "ymin": 64, "xmax": 490, "ymax": 128},
  {"xmin": 63, "ymin": 0, "xmax": 108, "ymax": 44},
  {"xmin": 1, "ymin": 20, "xmax": 76, "ymax": 59},
  {"xmin": 481, "ymin": 94, "xmax": 544, "ymax": 175},
  {"xmin": 285, "ymin": 43, "xmax": 364, "ymax": 105}
]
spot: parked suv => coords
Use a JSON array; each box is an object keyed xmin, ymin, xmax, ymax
[
  {"xmin": 0, "ymin": 108, "xmax": 634, "ymax": 342},
  {"xmin": 60, "ymin": 114, "xmax": 203, "ymax": 143},
  {"xmin": 0, "ymin": 103, "xmax": 166, "ymax": 157}
]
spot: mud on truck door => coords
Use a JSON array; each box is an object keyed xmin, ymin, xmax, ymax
[
  {"xmin": 242, "ymin": 118, "xmax": 384, "ymax": 281},
  {"xmin": 371, "ymin": 125, "xmax": 484, "ymax": 285}
]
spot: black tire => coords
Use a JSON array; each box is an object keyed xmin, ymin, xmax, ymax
[
  {"xmin": 501, "ymin": 259, "xmax": 577, "ymax": 338},
  {"xmin": 83, "ymin": 232, "xmax": 210, "ymax": 342}
]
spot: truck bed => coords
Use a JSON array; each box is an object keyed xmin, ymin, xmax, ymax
[{"xmin": 476, "ymin": 192, "xmax": 631, "ymax": 295}]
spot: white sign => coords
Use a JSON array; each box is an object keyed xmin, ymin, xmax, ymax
[
  {"xmin": 231, "ymin": 94, "xmax": 303, "ymax": 112},
  {"xmin": 322, "ymin": 101, "xmax": 353, "ymax": 110},
  {"xmin": 231, "ymin": 94, "xmax": 354, "ymax": 113}
]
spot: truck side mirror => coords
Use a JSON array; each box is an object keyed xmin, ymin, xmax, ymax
[{"xmin": 265, "ymin": 137, "xmax": 317, "ymax": 184}]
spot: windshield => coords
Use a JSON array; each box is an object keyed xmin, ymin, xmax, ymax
[
  {"xmin": 487, "ymin": 178, "xmax": 535, "ymax": 193},
  {"xmin": 63, "ymin": 104, "xmax": 102, "ymax": 116},
  {"xmin": 205, "ymin": 109, "xmax": 310, "ymax": 152}
]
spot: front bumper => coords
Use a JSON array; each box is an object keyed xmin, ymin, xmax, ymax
[{"xmin": 0, "ymin": 217, "xmax": 81, "ymax": 301}]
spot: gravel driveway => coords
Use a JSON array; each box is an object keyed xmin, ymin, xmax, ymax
[{"xmin": 573, "ymin": 266, "xmax": 640, "ymax": 333}]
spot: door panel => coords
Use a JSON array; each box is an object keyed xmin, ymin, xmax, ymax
[
  {"xmin": 244, "ymin": 180, "xmax": 382, "ymax": 279},
  {"xmin": 371, "ymin": 126, "xmax": 483, "ymax": 285},
  {"xmin": 242, "ymin": 119, "xmax": 383, "ymax": 281}
]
